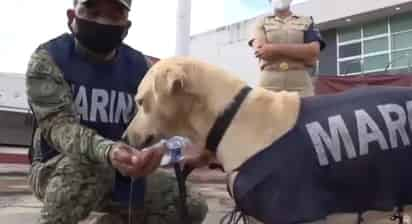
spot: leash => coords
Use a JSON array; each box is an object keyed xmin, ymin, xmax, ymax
[
  {"xmin": 128, "ymin": 178, "xmax": 137, "ymax": 224},
  {"xmin": 128, "ymin": 159, "xmax": 194, "ymax": 224},
  {"xmin": 177, "ymin": 162, "xmax": 224, "ymax": 224},
  {"xmin": 175, "ymin": 164, "xmax": 195, "ymax": 224},
  {"xmin": 128, "ymin": 137, "xmax": 194, "ymax": 224},
  {"xmin": 391, "ymin": 206, "xmax": 405, "ymax": 224}
]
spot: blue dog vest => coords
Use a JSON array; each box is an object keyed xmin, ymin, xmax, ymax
[
  {"xmin": 234, "ymin": 86, "xmax": 412, "ymax": 223},
  {"xmin": 43, "ymin": 34, "xmax": 148, "ymax": 208}
]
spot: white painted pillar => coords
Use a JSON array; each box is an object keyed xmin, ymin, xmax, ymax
[{"xmin": 175, "ymin": 0, "xmax": 192, "ymax": 56}]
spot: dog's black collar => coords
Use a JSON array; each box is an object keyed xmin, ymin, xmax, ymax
[{"xmin": 206, "ymin": 86, "xmax": 252, "ymax": 154}]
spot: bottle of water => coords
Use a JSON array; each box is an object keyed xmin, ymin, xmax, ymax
[{"xmin": 160, "ymin": 136, "xmax": 191, "ymax": 167}]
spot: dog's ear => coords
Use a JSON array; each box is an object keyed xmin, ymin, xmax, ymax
[
  {"xmin": 154, "ymin": 67, "xmax": 186, "ymax": 95},
  {"xmin": 168, "ymin": 76, "xmax": 184, "ymax": 94}
]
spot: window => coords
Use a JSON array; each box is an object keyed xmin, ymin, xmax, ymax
[
  {"xmin": 339, "ymin": 43, "xmax": 361, "ymax": 58},
  {"xmin": 363, "ymin": 54, "xmax": 389, "ymax": 71},
  {"xmin": 364, "ymin": 19, "xmax": 387, "ymax": 37},
  {"xmin": 339, "ymin": 26, "xmax": 361, "ymax": 42},
  {"xmin": 392, "ymin": 31, "xmax": 412, "ymax": 50},
  {"xmin": 364, "ymin": 37, "xmax": 388, "ymax": 54},
  {"xmin": 339, "ymin": 59, "xmax": 362, "ymax": 74},
  {"xmin": 337, "ymin": 12, "xmax": 412, "ymax": 75},
  {"xmin": 390, "ymin": 12, "xmax": 412, "ymax": 33},
  {"xmin": 391, "ymin": 50, "xmax": 412, "ymax": 69}
]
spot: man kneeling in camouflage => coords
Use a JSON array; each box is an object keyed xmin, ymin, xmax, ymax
[{"xmin": 26, "ymin": 0, "xmax": 208, "ymax": 223}]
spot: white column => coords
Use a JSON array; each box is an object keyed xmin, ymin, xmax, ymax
[{"xmin": 175, "ymin": 0, "xmax": 192, "ymax": 56}]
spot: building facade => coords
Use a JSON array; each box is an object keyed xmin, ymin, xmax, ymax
[
  {"xmin": 0, "ymin": 73, "xmax": 29, "ymax": 113},
  {"xmin": 0, "ymin": 73, "xmax": 32, "ymax": 146},
  {"xmin": 189, "ymin": 0, "xmax": 412, "ymax": 86}
]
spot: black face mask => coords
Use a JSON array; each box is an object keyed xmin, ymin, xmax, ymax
[{"xmin": 73, "ymin": 17, "xmax": 128, "ymax": 54}]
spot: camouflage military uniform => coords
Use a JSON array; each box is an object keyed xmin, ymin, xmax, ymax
[
  {"xmin": 249, "ymin": 14, "xmax": 325, "ymax": 97},
  {"xmin": 26, "ymin": 45, "xmax": 207, "ymax": 223}
]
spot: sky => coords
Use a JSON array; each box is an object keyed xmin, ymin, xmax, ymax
[
  {"xmin": 0, "ymin": 0, "xmax": 305, "ymax": 74},
  {"xmin": 224, "ymin": 0, "xmax": 271, "ymax": 25}
]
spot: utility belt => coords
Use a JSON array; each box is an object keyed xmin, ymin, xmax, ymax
[{"xmin": 261, "ymin": 61, "xmax": 307, "ymax": 72}]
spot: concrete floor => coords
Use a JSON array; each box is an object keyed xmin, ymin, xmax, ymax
[{"xmin": 0, "ymin": 159, "xmax": 236, "ymax": 224}]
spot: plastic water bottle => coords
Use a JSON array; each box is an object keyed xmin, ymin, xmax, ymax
[{"xmin": 159, "ymin": 136, "xmax": 191, "ymax": 167}]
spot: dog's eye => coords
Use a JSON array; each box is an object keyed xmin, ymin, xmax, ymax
[{"xmin": 137, "ymin": 99, "xmax": 143, "ymax": 106}]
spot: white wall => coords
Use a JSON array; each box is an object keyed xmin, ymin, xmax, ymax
[
  {"xmin": 0, "ymin": 73, "xmax": 32, "ymax": 146},
  {"xmin": 0, "ymin": 73, "xmax": 29, "ymax": 113},
  {"xmin": 190, "ymin": 20, "xmax": 261, "ymax": 86},
  {"xmin": 293, "ymin": 0, "xmax": 412, "ymax": 28}
]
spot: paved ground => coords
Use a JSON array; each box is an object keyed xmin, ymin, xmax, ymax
[{"xmin": 0, "ymin": 147, "xmax": 237, "ymax": 224}]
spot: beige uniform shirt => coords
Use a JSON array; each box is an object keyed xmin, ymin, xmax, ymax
[
  {"xmin": 250, "ymin": 14, "xmax": 313, "ymax": 72},
  {"xmin": 249, "ymin": 14, "xmax": 316, "ymax": 96}
]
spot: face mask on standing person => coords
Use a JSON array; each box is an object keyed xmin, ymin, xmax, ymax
[{"xmin": 270, "ymin": 0, "xmax": 293, "ymax": 11}]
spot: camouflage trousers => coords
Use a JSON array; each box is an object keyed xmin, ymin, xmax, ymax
[{"xmin": 28, "ymin": 155, "xmax": 208, "ymax": 224}]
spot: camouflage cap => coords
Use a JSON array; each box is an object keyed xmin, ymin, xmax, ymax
[{"xmin": 78, "ymin": 0, "xmax": 131, "ymax": 10}]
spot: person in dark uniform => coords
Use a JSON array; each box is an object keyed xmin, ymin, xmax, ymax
[{"xmin": 26, "ymin": 0, "xmax": 207, "ymax": 223}]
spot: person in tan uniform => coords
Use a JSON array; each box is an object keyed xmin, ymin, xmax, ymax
[{"xmin": 249, "ymin": 0, "xmax": 325, "ymax": 97}]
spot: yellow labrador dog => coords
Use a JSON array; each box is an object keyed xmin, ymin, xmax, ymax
[{"xmin": 126, "ymin": 57, "xmax": 412, "ymax": 224}]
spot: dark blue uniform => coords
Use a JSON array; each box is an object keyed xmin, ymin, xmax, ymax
[{"xmin": 234, "ymin": 86, "xmax": 412, "ymax": 223}]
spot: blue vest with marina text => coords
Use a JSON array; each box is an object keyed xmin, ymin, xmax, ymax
[
  {"xmin": 44, "ymin": 33, "xmax": 148, "ymax": 208},
  {"xmin": 234, "ymin": 86, "xmax": 412, "ymax": 223}
]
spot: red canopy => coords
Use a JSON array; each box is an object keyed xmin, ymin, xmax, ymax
[{"xmin": 315, "ymin": 74, "xmax": 412, "ymax": 95}]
